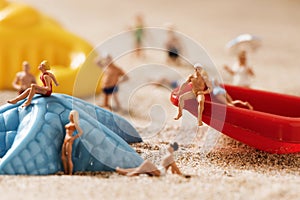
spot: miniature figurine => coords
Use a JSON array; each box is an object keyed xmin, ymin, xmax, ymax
[
  {"xmin": 211, "ymin": 78, "xmax": 253, "ymax": 110},
  {"xmin": 150, "ymin": 77, "xmax": 182, "ymax": 90},
  {"xmin": 61, "ymin": 110, "xmax": 83, "ymax": 175},
  {"xmin": 132, "ymin": 14, "xmax": 145, "ymax": 58},
  {"xmin": 96, "ymin": 54, "xmax": 129, "ymax": 110},
  {"xmin": 223, "ymin": 50, "xmax": 255, "ymax": 87},
  {"xmin": 174, "ymin": 63, "xmax": 211, "ymax": 126},
  {"xmin": 7, "ymin": 60, "xmax": 59, "ymax": 107},
  {"xmin": 12, "ymin": 61, "xmax": 36, "ymax": 94},
  {"xmin": 116, "ymin": 142, "xmax": 182, "ymax": 177},
  {"xmin": 165, "ymin": 24, "xmax": 182, "ymax": 65}
]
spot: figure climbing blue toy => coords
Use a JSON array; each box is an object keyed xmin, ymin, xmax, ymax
[{"xmin": 0, "ymin": 93, "xmax": 143, "ymax": 175}]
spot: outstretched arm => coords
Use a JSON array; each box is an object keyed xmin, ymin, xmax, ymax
[
  {"xmin": 49, "ymin": 72, "xmax": 59, "ymax": 86},
  {"xmin": 175, "ymin": 76, "xmax": 191, "ymax": 96}
]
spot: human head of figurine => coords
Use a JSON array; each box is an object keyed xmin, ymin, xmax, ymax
[
  {"xmin": 69, "ymin": 110, "xmax": 79, "ymax": 124},
  {"xmin": 39, "ymin": 60, "xmax": 50, "ymax": 70},
  {"xmin": 169, "ymin": 142, "xmax": 179, "ymax": 153},
  {"xmin": 194, "ymin": 63, "xmax": 204, "ymax": 72},
  {"xmin": 22, "ymin": 61, "xmax": 30, "ymax": 72}
]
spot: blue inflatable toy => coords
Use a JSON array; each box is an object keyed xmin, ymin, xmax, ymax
[{"xmin": 0, "ymin": 94, "xmax": 143, "ymax": 175}]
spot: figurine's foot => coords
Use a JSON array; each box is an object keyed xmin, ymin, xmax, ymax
[
  {"xmin": 21, "ymin": 101, "xmax": 31, "ymax": 107},
  {"xmin": 7, "ymin": 99, "xmax": 18, "ymax": 104},
  {"xmin": 246, "ymin": 102, "xmax": 253, "ymax": 110},
  {"xmin": 115, "ymin": 167, "xmax": 129, "ymax": 175},
  {"xmin": 198, "ymin": 121, "xmax": 203, "ymax": 126},
  {"xmin": 174, "ymin": 112, "xmax": 182, "ymax": 120}
]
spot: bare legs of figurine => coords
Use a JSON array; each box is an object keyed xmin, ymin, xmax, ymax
[
  {"xmin": 214, "ymin": 93, "xmax": 253, "ymax": 110},
  {"xmin": 196, "ymin": 93, "xmax": 205, "ymax": 126},
  {"xmin": 103, "ymin": 93, "xmax": 112, "ymax": 110},
  {"xmin": 102, "ymin": 93, "xmax": 121, "ymax": 111},
  {"xmin": 116, "ymin": 160, "xmax": 181, "ymax": 177},
  {"xmin": 7, "ymin": 84, "xmax": 47, "ymax": 107},
  {"xmin": 174, "ymin": 91, "xmax": 204, "ymax": 126},
  {"xmin": 61, "ymin": 142, "xmax": 74, "ymax": 175},
  {"xmin": 116, "ymin": 160, "xmax": 161, "ymax": 177},
  {"xmin": 174, "ymin": 91, "xmax": 194, "ymax": 121}
]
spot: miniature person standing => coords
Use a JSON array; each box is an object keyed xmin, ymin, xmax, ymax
[
  {"xmin": 165, "ymin": 24, "xmax": 182, "ymax": 65},
  {"xmin": 116, "ymin": 142, "xmax": 182, "ymax": 177},
  {"xmin": 12, "ymin": 61, "xmax": 36, "ymax": 94},
  {"xmin": 7, "ymin": 60, "xmax": 59, "ymax": 107},
  {"xmin": 61, "ymin": 110, "xmax": 83, "ymax": 175},
  {"xmin": 174, "ymin": 63, "xmax": 211, "ymax": 126},
  {"xmin": 96, "ymin": 54, "xmax": 129, "ymax": 110},
  {"xmin": 223, "ymin": 50, "xmax": 254, "ymax": 87},
  {"xmin": 133, "ymin": 14, "xmax": 145, "ymax": 58}
]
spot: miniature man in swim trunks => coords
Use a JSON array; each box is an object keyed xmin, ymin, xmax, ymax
[
  {"xmin": 116, "ymin": 142, "xmax": 182, "ymax": 177},
  {"xmin": 7, "ymin": 60, "xmax": 59, "ymax": 107},
  {"xmin": 96, "ymin": 54, "xmax": 129, "ymax": 110},
  {"xmin": 12, "ymin": 61, "xmax": 36, "ymax": 94},
  {"xmin": 174, "ymin": 63, "xmax": 211, "ymax": 126}
]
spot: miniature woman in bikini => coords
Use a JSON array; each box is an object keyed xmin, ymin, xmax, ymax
[
  {"xmin": 211, "ymin": 78, "xmax": 253, "ymax": 110},
  {"xmin": 7, "ymin": 60, "xmax": 59, "ymax": 107},
  {"xmin": 116, "ymin": 142, "xmax": 182, "ymax": 177},
  {"xmin": 61, "ymin": 110, "xmax": 83, "ymax": 175}
]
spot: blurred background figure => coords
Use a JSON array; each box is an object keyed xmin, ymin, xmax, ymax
[
  {"xmin": 96, "ymin": 53, "xmax": 129, "ymax": 111},
  {"xmin": 211, "ymin": 78, "xmax": 253, "ymax": 110},
  {"xmin": 132, "ymin": 13, "xmax": 145, "ymax": 58},
  {"xmin": 223, "ymin": 34, "xmax": 261, "ymax": 87},
  {"xmin": 164, "ymin": 23, "xmax": 183, "ymax": 66},
  {"xmin": 12, "ymin": 61, "xmax": 36, "ymax": 94}
]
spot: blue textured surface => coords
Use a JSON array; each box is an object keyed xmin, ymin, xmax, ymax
[{"xmin": 0, "ymin": 94, "xmax": 143, "ymax": 175}]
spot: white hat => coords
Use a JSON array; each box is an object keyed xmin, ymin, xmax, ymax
[{"xmin": 194, "ymin": 63, "xmax": 203, "ymax": 70}]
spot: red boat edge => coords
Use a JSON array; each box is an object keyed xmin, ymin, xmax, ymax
[{"xmin": 170, "ymin": 84, "xmax": 300, "ymax": 154}]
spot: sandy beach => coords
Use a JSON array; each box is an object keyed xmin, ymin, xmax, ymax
[{"xmin": 1, "ymin": 0, "xmax": 300, "ymax": 199}]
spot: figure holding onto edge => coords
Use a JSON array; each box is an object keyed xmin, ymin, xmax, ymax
[
  {"xmin": 96, "ymin": 54, "xmax": 129, "ymax": 110},
  {"xmin": 7, "ymin": 60, "xmax": 59, "ymax": 107},
  {"xmin": 211, "ymin": 78, "xmax": 253, "ymax": 110},
  {"xmin": 12, "ymin": 61, "xmax": 36, "ymax": 94},
  {"xmin": 223, "ymin": 50, "xmax": 254, "ymax": 87},
  {"xmin": 174, "ymin": 63, "xmax": 211, "ymax": 126},
  {"xmin": 116, "ymin": 142, "xmax": 182, "ymax": 177},
  {"xmin": 61, "ymin": 110, "xmax": 83, "ymax": 175}
]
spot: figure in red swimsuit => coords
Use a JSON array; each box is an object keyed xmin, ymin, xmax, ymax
[{"xmin": 7, "ymin": 60, "xmax": 59, "ymax": 107}]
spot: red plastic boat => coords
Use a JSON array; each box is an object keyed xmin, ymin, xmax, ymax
[{"xmin": 170, "ymin": 84, "xmax": 300, "ymax": 154}]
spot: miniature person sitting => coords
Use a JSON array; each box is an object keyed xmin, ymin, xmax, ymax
[
  {"xmin": 7, "ymin": 60, "xmax": 59, "ymax": 107},
  {"xmin": 223, "ymin": 50, "xmax": 255, "ymax": 87},
  {"xmin": 12, "ymin": 61, "xmax": 36, "ymax": 94},
  {"xmin": 96, "ymin": 54, "xmax": 129, "ymax": 110},
  {"xmin": 174, "ymin": 63, "xmax": 211, "ymax": 126},
  {"xmin": 61, "ymin": 110, "xmax": 83, "ymax": 175},
  {"xmin": 211, "ymin": 78, "xmax": 253, "ymax": 110},
  {"xmin": 116, "ymin": 142, "xmax": 182, "ymax": 177}
]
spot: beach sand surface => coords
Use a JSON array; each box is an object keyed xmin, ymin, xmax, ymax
[{"xmin": 1, "ymin": 0, "xmax": 300, "ymax": 199}]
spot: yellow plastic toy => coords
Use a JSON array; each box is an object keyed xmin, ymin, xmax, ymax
[{"xmin": 0, "ymin": 0, "xmax": 101, "ymax": 97}]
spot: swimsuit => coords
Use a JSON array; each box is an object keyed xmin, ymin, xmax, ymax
[
  {"xmin": 212, "ymin": 81, "xmax": 226, "ymax": 96},
  {"xmin": 168, "ymin": 47, "xmax": 179, "ymax": 58},
  {"xmin": 102, "ymin": 86, "xmax": 118, "ymax": 95},
  {"xmin": 158, "ymin": 166, "xmax": 166, "ymax": 176},
  {"xmin": 135, "ymin": 26, "xmax": 143, "ymax": 44},
  {"xmin": 40, "ymin": 72, "xmax": 52, "ymax": 97}
]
